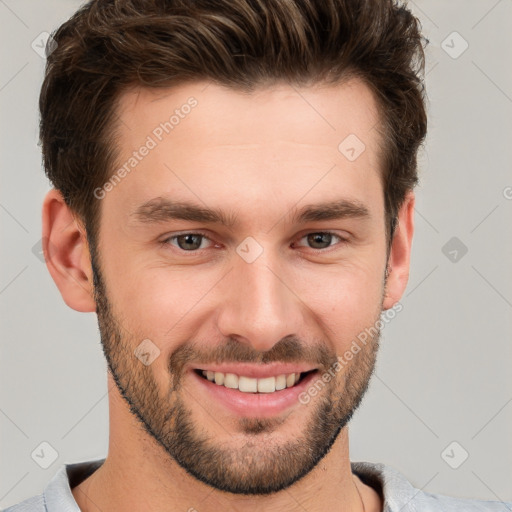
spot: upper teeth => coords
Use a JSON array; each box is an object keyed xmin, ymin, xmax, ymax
[{"xmin": 201, "ymin": 370, "xmax": 301, "ymax": 393}]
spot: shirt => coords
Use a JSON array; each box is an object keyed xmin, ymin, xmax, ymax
[{"xmin": 3, "ymin": 458, "xmax": 511, "ymax": 511}]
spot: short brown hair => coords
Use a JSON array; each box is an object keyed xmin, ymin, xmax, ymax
[{"xmin": 40, "ymin": 0, "xmax": 427, "ymax": 254}]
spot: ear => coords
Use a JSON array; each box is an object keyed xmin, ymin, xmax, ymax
[
  {"xmin": 42, "ymin": 189, "xmax": 96, "ymax": 312},
  {"xmin": 382, "ymin": 191, "xmax": 415, "ymax": 310}
]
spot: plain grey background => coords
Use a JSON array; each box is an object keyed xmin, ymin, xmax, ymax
[{"xmin": 1, "ymin": 0, "xmax": 511, "ymax": 508}]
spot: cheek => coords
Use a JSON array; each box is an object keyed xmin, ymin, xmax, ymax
[
  {"xmin": 107, "ymin": 263, "xmax": 220, "ymax": 338},
  {"xmin": 295, "ymin": 262, "xmax": 384, "ymax": 346}
]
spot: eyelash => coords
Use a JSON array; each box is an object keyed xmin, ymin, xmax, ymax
[{"xmin": 159, "ymin": 231, "xmax": 349, "ymax": 253}]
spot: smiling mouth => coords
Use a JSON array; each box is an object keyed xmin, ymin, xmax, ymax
[{"xmin": 193, "ymin": 369, "xmax": 317, "ymax": 394}]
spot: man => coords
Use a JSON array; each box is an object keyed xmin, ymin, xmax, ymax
[{"xmin": 5, "ymin": 0, "xmax": 510, "ymax": 511}]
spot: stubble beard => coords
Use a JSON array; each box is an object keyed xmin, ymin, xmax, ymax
[{"xmin": 90, "ymin": 248, "xmax": 383, "ymax": 495}]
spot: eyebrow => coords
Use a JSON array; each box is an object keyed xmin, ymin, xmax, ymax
[{"xmin": 130, "ymin": 197, "xmax": 371, "ymax": 228}]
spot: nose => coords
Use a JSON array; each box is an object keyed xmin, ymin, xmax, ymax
[{"xmin": 215, "ymin": 247, "xmax": 304, "ymax": 353}]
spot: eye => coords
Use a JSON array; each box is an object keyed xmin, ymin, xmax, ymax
[
  {"xmin": 294, "ymin": 231, "xmax": 347, "ymax": 250},
  {"xmin": 160, "ymin": 230, "xmax": 348, "ymax": 253},
  {"xmin": 161, "ymin": 232, "xmax": 214, "ymax": 251}
]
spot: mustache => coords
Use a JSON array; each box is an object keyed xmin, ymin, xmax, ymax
[{"xmin": 168, "ymin": 335, "xmax": 337, "ymax": 378}]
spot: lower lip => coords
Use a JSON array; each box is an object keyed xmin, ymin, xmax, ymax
[{"xmin": 190, "ymin": 369, "xmax": 319, "ymax": 418}]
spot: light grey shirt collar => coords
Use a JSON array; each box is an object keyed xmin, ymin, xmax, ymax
[{"xmin": 5, "ymin": 458, "xmax": 511, "ymax": 511}]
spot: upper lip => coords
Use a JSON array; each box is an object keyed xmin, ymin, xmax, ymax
[{"xmin": 191, "ymin": 363, "xmax": 318, "ymax": 379}]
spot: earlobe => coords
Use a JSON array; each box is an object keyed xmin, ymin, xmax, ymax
[
  {"xmin": 382, "ymin": 191, "xmax": 415, "ymax": 310},
  {"xmin": 42, "ymin": 189, "xmax": 96, "ymax": 313}
]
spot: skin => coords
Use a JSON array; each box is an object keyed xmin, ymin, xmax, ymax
[{"xmin": 43, "ymin": 78, "xmax": 414, "ymax": 512}]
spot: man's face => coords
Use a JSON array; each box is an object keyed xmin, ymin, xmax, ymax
[{"xmin": 92, "ymin": 79, "xmax": 389, "ymax": 494}]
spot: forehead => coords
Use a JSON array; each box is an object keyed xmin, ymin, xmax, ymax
[
  {"xmin": 116, "ymin": 78, "xmax": 381, "ymax": 152},
  {"xmin": 106, "ymin": 79, "xmax": 384, "ymax": 228}
]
